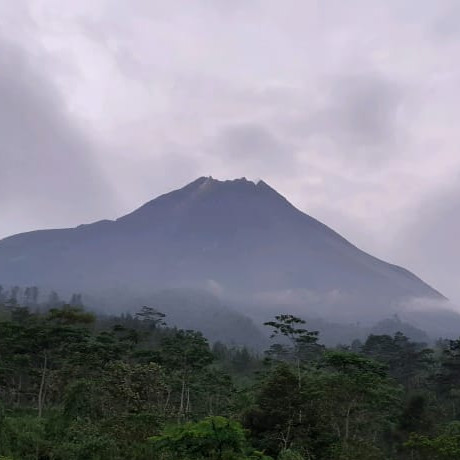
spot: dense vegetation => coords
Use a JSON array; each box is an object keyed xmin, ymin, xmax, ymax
[{"xmin": 2, "ymin": 290, "xmax": 460, "ymax": 459}]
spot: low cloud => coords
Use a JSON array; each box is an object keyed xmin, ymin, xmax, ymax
[
  {"xmin": 211, "ymin": 122, "xmax": 297, "ymax": 175},
  {"xmin": 393, "ymin": 177, "xmax": 460, "ymax": 300},
  {"xmin": 0, "ymin": 39, "xmax": 115, "ymax": 238},
  {"xmin": 309, "ymin": 73, "xmax": 404, "ymax": 158}
]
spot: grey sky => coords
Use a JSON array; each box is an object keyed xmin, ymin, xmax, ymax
[{"xmin": 1, "ymin": 0, "xmax": 460, "ymax": 299}]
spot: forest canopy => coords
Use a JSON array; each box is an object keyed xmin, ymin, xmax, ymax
[{"xmin": 1, "ymin": 294, "xmax": 460, "ymax": 459}]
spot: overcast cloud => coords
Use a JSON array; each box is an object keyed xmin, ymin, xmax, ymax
[{"xmin": 1, "ymin": 0, "xmax": 460, "ymax": 298}]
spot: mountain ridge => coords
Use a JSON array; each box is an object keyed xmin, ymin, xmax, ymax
[{"xmin": 0, "ymin": 177, "xmax": 445, "ymax": 320}]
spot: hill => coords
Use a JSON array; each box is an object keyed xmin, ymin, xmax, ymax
[{"xmin": 0, "ymin": 177, "xmax": 446, "ymax": 329}]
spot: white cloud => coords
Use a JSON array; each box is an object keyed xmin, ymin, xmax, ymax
[{"xmin": 1, "ymin": 0, "xmax": 460, "ymax": 298}]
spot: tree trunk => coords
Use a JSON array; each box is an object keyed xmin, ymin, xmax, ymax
[
  {"xmin": 178, "ymin": 377, "xmax": 186, "ymax": 421},
  {"xmin": 16, "ymin": 374, "xmax": 22, "ymax": 407},
  {"xmin": 163, "ymin": 388, "xmax": 171, "ymax": 416},
  {"xmin": 344, "ymin": 403, "xmax": 352, "ymax": 444},
  {"xmin": 38, "ymin": 352, "xmax": 48, "ymax": 418},
  {"xmin": 185, "ymin": 386, "xmax": 191, "ymax": 417}
]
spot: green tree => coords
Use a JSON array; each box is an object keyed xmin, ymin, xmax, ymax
[
  {"xmin": 160, "ymin": 330, "xmax": 214, "ymax": 420},
  {"xmin": 362, "ymin": 332, "xmax": 433, "ymax": 389},
  {"xmin": 150, "ymin": 416, "xmax": 272, "ymax": 460},
  {"xmin": 309, "ymin": 351, "xmax": 401, "ymax": 454},
  {"xmin": 264, "ymin": 314, "xmax": 322, "ymax": 387},
  {"xmin": 245, "ymin": 364, "xmax": 309, "ymax": 455},
  {"xmin": 404, "ymin": 422, "xmax": 460, "ymax": 460}
]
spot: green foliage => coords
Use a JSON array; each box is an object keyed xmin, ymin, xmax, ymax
[
  {"xmin": 264, "ymin": 314, "xmax": 322, "ymax": 364},
  {"xmin": 0, "ymin": 413, "xmax": 47, "ymax": 459},
  {"xmin": 362, "ymin": 332, "xmax": 433, "ymax": 388},
  {"xmin": 328, "ymin": 440, "xmax": 387, "ymax": 460},
  {"xmin": 2, "ymin": 302, "xmax": 460, "ymax": 460},
  {"xmin": 277, "ymin": 449, "xmax": 304, "ymax": 460},
  {"xmin": 150, "ymin": 416, "xmax": 271, "ymax": 460},
  {"xmin": 405, "ymin": 430, "xmax": 460, "ymax": 459}
]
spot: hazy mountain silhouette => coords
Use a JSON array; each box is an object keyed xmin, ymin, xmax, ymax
[{"xmin": 0, "ymin": 177, "xmax": 444, "ymax": 321}]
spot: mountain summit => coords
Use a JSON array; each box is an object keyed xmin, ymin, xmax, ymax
[{"xmin": 0, "ymin": 177, "xmax": 444, "ymax": 319}]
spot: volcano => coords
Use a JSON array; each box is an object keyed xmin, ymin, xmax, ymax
[{"xmin": 0, "ymin": 177, "xmax": 444, "ymax": 320}]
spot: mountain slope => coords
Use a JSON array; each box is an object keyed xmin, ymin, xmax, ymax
[{"xmin": 0, "ymin": 177, "xmax": 444, "ymax": 320}]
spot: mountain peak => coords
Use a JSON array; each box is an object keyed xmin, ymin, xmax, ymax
[
  {"xmin": 0, "ymin": 176, "xmax": 444, "ymax": 321},
  {"xmin": 190, "ymin": 176, "xmax": 281, "ymax": 194},
  {"xmin": 191, "ymin": 176, "xmax": 268, "ymax": 187},
  {"xmin": 118, "ymin": 176, "xmax": 289, "ymax": 227}
]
